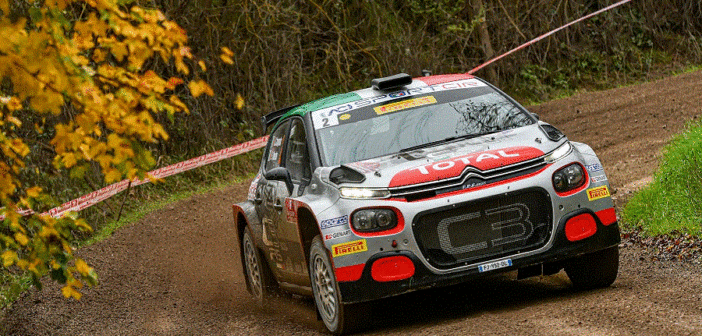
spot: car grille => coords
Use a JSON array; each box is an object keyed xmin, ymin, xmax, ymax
[
  {"xmin": 412, "ymin": 188, "xmax": 552, "ymax": 269},
  {"xmin": 389, "ymin": 157, "xmax": 547, "ymax": 202}
]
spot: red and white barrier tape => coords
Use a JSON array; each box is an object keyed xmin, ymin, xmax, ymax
[
  {"xmin": 0, "ymin": 136, "xmax": 268, "ymax": 220},
  {"xmin": 468, "ymin": 0, "xmax": 634, "ymax": 75},
  {"xmin": 1, "ymin": 0, "xmax": 634, "ymax": 221}
]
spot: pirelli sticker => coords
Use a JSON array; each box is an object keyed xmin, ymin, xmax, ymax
[
  {"xmin": 332, "ymin": 239, "xmax": 368, "ymax": 257},
  {"xmin": 374, "ymin": 96, "xmax": 437, "ymax": 115},
  {"xmin": 587, "ymin": 185, "xmax": 610, "ymax": 201}
]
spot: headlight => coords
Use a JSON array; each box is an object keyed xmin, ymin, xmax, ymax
[
  {"xmin": 552, "ymin": 163, "xmax": 586, "ymax": 193},
  {"xmin": 339, "ymin": 187, "xmax": 390, "ymax": 199},
  {"xmin": 544, "ymin": 142, "xmax": 572, "ymax": 163},
  {"xmin": 352, "ymin": 209, "xmax": 397, "ymax": 232}
]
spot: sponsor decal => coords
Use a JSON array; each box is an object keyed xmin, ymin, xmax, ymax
[
  {"xmin": 320, "ymin": 215, "xmax": 349, "ymax": 229},
  {"xmin": 591, "ymin": 175, "xmax": 608, "ymax": 183},
  {"xmin": 389, "ymin": 146, "xmax": 544, "ymax": 188},
  {"xmin": 312, "ymin": 79, "xmax": 487, "ymax": 129},
  {"xmin": 324, "ymin": 229, "xmax": 351, "ymax": 241},
  {"xmin": 587, "ymin": 185, "xmax": 610, "ymax": 201},
  {"xmin": 374, "ymin": 96, "xmax": 437, "ymax": 115},
  {"xmin": 339, "ymin": 113, "xmax": 351, "ymax": 120},
  {"xmin": 284, "ymin": 198, "xmax": 303, "ymax": 223},
  {"xmin": 247, "ymin": 173, "xmax": 261, "ymax": 201},
  {"xmin": 332, "ymin": 239, "xmax": 368, "ymax": 257},
  {"xmin": 585, "ymin": 163, "xmax": 604, "ymax": 173}
]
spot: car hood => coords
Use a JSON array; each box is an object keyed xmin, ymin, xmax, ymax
[{"xmin": 334, "ymin": 124, "xmax": 562, "ymax": 189}]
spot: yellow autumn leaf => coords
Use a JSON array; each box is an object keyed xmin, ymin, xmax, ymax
[
  {"xmin": 61, "ymin": 285, "xmax": 82, "ymax": 300},
  {"xmin": 26, "ymin": 186, "xmax": 42, "ymax": 198},
  {"xmin": 2, "ymin": 251, "xmax": 17, "ymax": 267},
  {"xmin": 1, "ymin": 0, "xmax": 9, "ymax": 15},
  {"xmin": 220, "ymin": 54, "xmax": 234, "ymax": 65},
  {"xmin": 198, "ymin": 60, "xmax": 206, "ymax": 71},
  {"xmin": 75, "ymin": 258, "xmax": 92, "ymax": 276},
  {"xmin": 104, "ymin": 167, "xmax": 122, "ymax": 183},
  {"xmin": 16, "ymin": 259, "xmax": 29, "ymax": 269},
  {"xmin": 235, "ymin": 93, "xmax": 245, "ymax": 110},
  {"xmin": 188, "ymin": 80, "xmax": 214, "ymax": 97},
  {"xmin": 7, "ymin": 116, "xmax": 22, "ymax": 127},
  {"xmin": 14, "ymin": 232, "xmax": 29, "ymax": 246},
  {"xmin": 221, "ymin": 46, "xmax": 234, "ymax": 57}
]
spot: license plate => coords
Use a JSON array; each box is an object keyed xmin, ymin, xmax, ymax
[{"xmin": 478, "ymin": 259, "xmax": 512, "ymax": 273}]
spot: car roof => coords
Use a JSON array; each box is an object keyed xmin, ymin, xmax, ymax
[{"xmin": 271, "ymin": 73, "xmax": 476, "ymax": 129}]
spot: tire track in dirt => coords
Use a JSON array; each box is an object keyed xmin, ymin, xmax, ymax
[{"xmin": 2, "ymin": 71, "xmax": 702, "ymax": 335}]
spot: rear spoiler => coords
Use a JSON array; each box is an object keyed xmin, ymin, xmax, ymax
[{"xmin": 260, "ymin": 104, "xmax": 301, "ymax": 134}]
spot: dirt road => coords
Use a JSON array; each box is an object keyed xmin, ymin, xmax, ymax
[{"xmin": 2, "ymin": 71, "xmax": 702, "ymax": 335}]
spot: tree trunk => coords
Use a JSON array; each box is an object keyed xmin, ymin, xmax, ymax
[{"xmin": 469, "ymin": 0, "xmax": 499, "ymax": 84}]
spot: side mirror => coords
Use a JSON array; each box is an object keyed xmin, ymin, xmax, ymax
[
  {"xmin": 530, "ymin": 112, "xmax": 540, "ymax": 120},
  {"xmin": 265, "ymin": 167, "xmax": 294, "ymax": 195}
]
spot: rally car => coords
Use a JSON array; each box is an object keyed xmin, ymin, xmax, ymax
[{"xmin": 232, "ymin": 73, "xmax": 619, "ymax": 334}]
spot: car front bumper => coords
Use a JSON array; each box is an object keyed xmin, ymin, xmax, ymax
[{"xmin": 338, "ymin": 209, "xmax": 620, "ymax": 304}]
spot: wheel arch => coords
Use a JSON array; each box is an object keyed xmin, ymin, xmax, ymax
[{"xmin": 297, "ymin": 206, "xmax": 323, "ymax": 266}]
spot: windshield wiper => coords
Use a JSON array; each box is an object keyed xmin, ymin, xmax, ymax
[{"xmin": 399, "ymin": 132, "xmax": 494, "ymax": 153}]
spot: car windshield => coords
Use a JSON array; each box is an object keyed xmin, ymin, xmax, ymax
[{"xmin": 313, "ymin": 84, "xmax": 534, "ymax": 167}]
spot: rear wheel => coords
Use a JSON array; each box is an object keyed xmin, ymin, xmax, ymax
[
  {"xmin": 242, "ymin": 228, "xmax": 275, "ymax": 303},
  {"xmin": 309, "ymin": 236, "xmax": 366, "ymax": 335},
  {"xmin": 565, "ymin": 246, "xmax": 619, "ymax": 289}
]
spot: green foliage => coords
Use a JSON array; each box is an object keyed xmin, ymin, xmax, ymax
[{"xmin": 623, "ymin": 122, "xmax": 702, "ymax": 236}]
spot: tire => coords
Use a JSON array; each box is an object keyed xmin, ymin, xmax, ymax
[
  {"xmin": 565, "ymin": 246, "xmax": 619, "ymax": 290},
  {"xmin": 242, "ymin": 228, "xmax": 276, "ymax": 304},
  {"xmin": 309, "ymin": 236, "xmax": 366, "ymax": 335}
]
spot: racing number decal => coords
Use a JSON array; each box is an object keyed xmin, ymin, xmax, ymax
[{"xmin": 437, "ymin": 203, "xmax": 534, "ymax": 255}]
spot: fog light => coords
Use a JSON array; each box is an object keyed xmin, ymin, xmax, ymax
[{"xmin": 352, "ymin": 209, "xmax": 397, "ymax": 232}]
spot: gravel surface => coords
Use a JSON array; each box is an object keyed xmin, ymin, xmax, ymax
[{"xmin": 2, "ymin": 71, "xmax": 702, "ymax": 335}]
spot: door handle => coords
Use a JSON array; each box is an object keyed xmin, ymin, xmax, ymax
[{"xmin": 273, "ymin": 199, "xmax": 283, "ymax": 211}]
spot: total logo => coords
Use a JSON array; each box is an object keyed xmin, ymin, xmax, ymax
[
  {"xmin": 410, "ymin": 150, "xmax": 519, "ymax": 175},
  {"xmin": 389, "ymin": 146, "xmax": 544, "ymax": 188}
]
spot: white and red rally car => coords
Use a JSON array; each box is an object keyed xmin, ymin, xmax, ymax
[{"xmin": 233, "ymin": 73, "xmax": 619, "ymax": 334}]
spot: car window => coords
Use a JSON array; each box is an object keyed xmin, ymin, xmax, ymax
[
  {"xmin": 314, "ymin": 86, "xmax": 533, "ymax": 166},
  {"xmin": 265, "ymin": 121, "xmax": 290, "ymax": 172},
  {"xmin": 285, "ymin": 119, "xmax": 312, "ymax": 182}
]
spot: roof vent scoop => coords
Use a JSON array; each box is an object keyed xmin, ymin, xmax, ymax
[{"xmin": 371, "ymin": 73, "xmax": 413, "ymax": 91}]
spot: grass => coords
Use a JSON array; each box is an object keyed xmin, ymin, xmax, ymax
[{"xmin": 622, "ymin": 122, "xmax": 702, "ymax": 236}]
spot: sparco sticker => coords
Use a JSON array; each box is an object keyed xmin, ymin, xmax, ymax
[
  {"xmin": 324, "ymin": 229, "xmax": 351, "ymax": 241},
  {"xmin": 332, "ymin": 239, "xmax": 368, "ymax": 257},
  {"xmin": 585, "ymin": 163, "xmax": 604, "ymax": 172},
  {"xmin": 587, "ymin": 185, "xmax": 610, "ymax": 201},
  {"xmin": 591, "ymin": 175, "xmax": 608, "ymax": 183},
  {"xmin": 320, "ymin": 215, "xmax": 349, "ymax": 229}
]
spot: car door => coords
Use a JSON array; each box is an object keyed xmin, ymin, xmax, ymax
[
  {"xmin": 256, "ymin": 120, "xmax": 290, "ymax": 280},
  {"xmin": 257, "ymin": 119, "xmax": 311, "ymax": 284},
  {"xmin": 276, "ymin": 118, "xmax": 313, "ymax": 284}
]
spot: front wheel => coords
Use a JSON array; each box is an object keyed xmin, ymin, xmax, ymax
[
  {"xmin": 309, "ymin": 236, "xmax": 366, "ymax": 334},
  {"xmin": 565, "ymin": 246, "xmax": 619, "ymax": 289}
]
